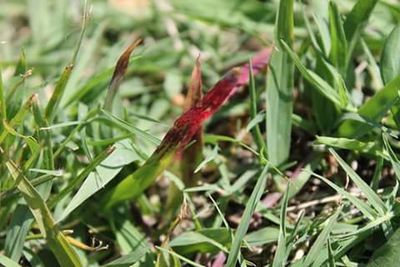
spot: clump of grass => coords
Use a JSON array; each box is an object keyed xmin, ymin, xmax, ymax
[{"xmin": 1, "ymin": 0, "xmax": 400, "ymax": 266}]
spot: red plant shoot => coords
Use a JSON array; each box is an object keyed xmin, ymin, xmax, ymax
[
  {"xmin": 158, "ymin": 47, "xmax": 272, "ymax": 155},
  {"xmin": 104, "ymin": 47, "xmax": 272, "ymax": 208}
]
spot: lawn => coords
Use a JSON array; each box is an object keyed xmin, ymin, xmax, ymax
[{"xmin": 1, "ymin": 0, "xmax": 400, "ymax": 266}]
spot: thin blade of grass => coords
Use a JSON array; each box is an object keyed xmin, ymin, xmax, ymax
[
  {"xmin": 327, "ymin": 238, "xmax": 335, "ymax": 267},
  {"xmin": 53, "ymin": 107, "xmax": 99, "ymax": 157},
  {"xmin": 0, "ymin": 65, "xmax": 5, "ymax": 123},
  {"xmin": 328, "ymin": 1, "xmax": 348, "ymax": 77},
  {"xmin": 100, "ymin": 109, "xmax": 161, "ymax": 145},
  {"xmin": 330, "ymin": 149, "xmax": 386, "ymax": 216},
  {"xmin": 316, "ymin": 136, "xmax": 382, "ymax": 156},
  {"xmin": 31, "ymin": 96, "xmax": 55, "ymax": 200},
  {"xmin": 266, "ymin": 0, "xmax": 294, "ymax": 166},
  {"xmin": 225, "ymin": 165, "xmax": 268, "ymax": 267},
  {"xmin": 60, "ymin": 22, "xmax": 106, "ymax": 107},
  {"xmin": 343, "ymin": 0, "xmax": 378, "ymax": 41},
  {"xmin": 343, "ymin": 0, "xmax": 378, "ymax": 81},
  {"xmin": 303, "ymin": 206, "xmax": 342, "ymax": 267},
  {"xmin": 44, "ymin": 64, "xmax": 74, "ymax": 122},
  {"xmin": 249, "ymin": 60, "xmax": 266, "ymax": 160},
  {"xmin": 383, "ymin": 134, "xmax": 400, "ymax": 182},
  {"xmin": 272, "ymin": 183, "xmax": 290, "ymax": 267},
  {"xmin": 44, "ymin": 3, "xmax": 88, "ymax": 122}
]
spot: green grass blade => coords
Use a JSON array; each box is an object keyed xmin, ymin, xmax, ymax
[
  {"xmin": 32, "ymin": 96, "xmax": 54, "ymax": 177},
  {"xmin": 0, "ymin": 254, "xmax": 21, "ymax": 267},
  {"xmin": 327, "ymin": 238, "xmax": 335, "ymax": 267},
  {"xmin": 44, "ymin": 3, "xmax": 88, "ymax": 122},
  {"xmin": 343, "ymin": 0, "xmax": 378, "ymax": 41},
  {"xmin": 272, "ymin": 183, "xmax": 290, "ymax": 267},
  {"xmin": 0, "ymin": 65, "xmax": 7, "ymax": 122},
  {"xmin": 100, "ymin": 109, "xmax": 161, "ymax": 145},
  {"xmin": 381, "ymin": 24, "xmax": 400, "ymax": 85},
  {"xmin": 61, "ymin": 22, "xmax": 106, "ymax": 107},
  {"xmin": 249, "ymin": 60, "xmax": 266, "ymax": 159},
  {"xmin": 281, "ymin": 41, "xmax": 342, "ymax": 107},
  {"xmin": 53, "ymin": 107, "xmax": 99, "ymax": 157},
  {"xmin": 328, "ymin": 1, "xmax": 348, "ymax": 77},
  {"xmin": 288, "ymin": 156, "xmax": 320, "ymax": 199},
  {"xmin": 44, "ymin": 64, "xmax": 74, "ymax": 122},
  {"xmin": 361, "ymin": 38, "xmax": 384, "ymax": 89},
  {"xmin": 343, "ymin": 0, "xmax": 378, "ymax": 74},
  {"xmin": 338, "ymin": 212, "xmax": 394, "ymax": 239},
  {"xmin": 226, "ymin": 165, "xmax": 268, "ymax": 267},
  {"xmin": 266, "ymin": 0, "xmax": 294, "ymax": 166},
  {"xmin": 303, "ymin": 206, "xmax": 342, "ymax": 267},
  {"xmin": 383, "ymin": 135, "xmax": 400, "ymax": 182},
  {"xmin": 329, "ymin": 149, "xmax": 386, "ymax": 216},
  {"xmin": 316, "ymin": 136, "xmax": 381, "ymax": 156},
  {"xmin": 338, "ymin": 75, "xmax": 400, "ymax": 137}
]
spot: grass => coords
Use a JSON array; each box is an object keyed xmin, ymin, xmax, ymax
[{"xmin": 1, "ymin": 0, "xmax": 400, "ymax": 266}]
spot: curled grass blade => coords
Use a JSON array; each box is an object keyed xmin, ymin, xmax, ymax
[{"xmin": 103, "ymin": 38, "xmax": 142, "ymax": 111}]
